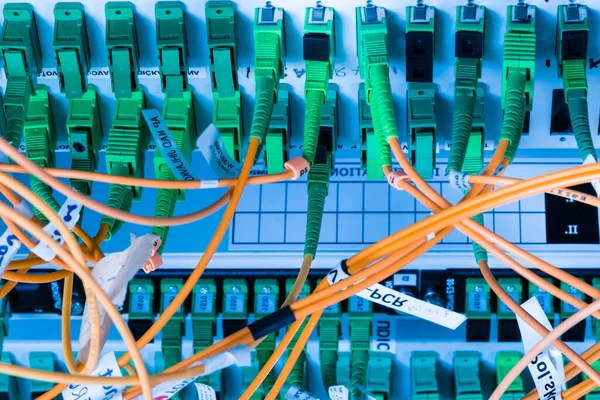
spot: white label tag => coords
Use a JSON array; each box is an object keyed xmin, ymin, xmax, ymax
[
  {"xmin": 142, "ymin": 109, "xmax": 199, "ymax": 181},
  {"xmin": 194, "ymin": 383, "xmax": 217, "ymax": 400},
  {"xmin": 449, "ymin": 170, "xmax": 472, "ymax": 190},
  {"xmin": 0, "ymin": 202, "xmax": 33, "ymax": 275},
  {"xmin": 327, "ymin": 264, "xmax": 466, "ymax": 330},
  {"xmin": 284, "ymin": 386, "xmax": 318, "ymax": 400},
  {"xmin": 196, "ymin": 124, "xmax": 243, "ymax": 178},
  {"xmin": 62, "ymin": 352, "xmax": 124, "ymax": 400},
  {"xmin": 393, "ymin": 273, "xmax": 417, "ymax": 287},
  {"xmin": 516, "ymin": 297, "xmax": 566, "ymax": 400},
  {"xmin": 583, "ymin": 155, "xmax": 600, "ymax": 196},
  {"xmin": 200, "ymin": 180, "xmax": 219, "ymax": 189},
  {"xmin": 31, "ymin": 197, "xmax": 82, "ymax": 261},
  {"xmin": 328, "ymin": 385, "xmax": 349, "ymax": 400},
  {"xmin": 132, "ymin": 345, "xmax": 250, "ymax": 400},
  {"xmin": 371, "ymin": 315, "xmax": 396, "ymax": 353}
]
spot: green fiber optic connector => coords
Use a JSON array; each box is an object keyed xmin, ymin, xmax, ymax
[
  {"xmin": 222, "ymin": 279, "xmax": 248, "ymax": 339},
  {"xmin": 407, "ymin": 83, "xmax": 436, "ymax": 180},
  {"xmin": 356, "ymin": 4, "xmax": 387, "ymax": 95},
  {"xmin": 337, "ymin": 352, "xmax": 351, "ymax": 388},
  {"xmin": 23, "ymin": 86, "xmax": 59, "ymax": 222},
  {"xmin": 305, "ymin": 145, "xmax": 331, "ymax": 260},
  {"xmin": 265, "ymin": 83, "xmax": 290, "ymax": 174},
  {"xmin": 465, "ymin": 278, "xmax": 490, "ymax": 319},
  {"xmin": 583, "ymin": 360, "xmax": 600, "ymax": 399},
  {"xmin": 462, "ymin": 84, "xmax": 485, "ymax": 175},
  {"xmin": 155, "ymin": 1, "xmax": 188, "ymax": 98},
  {"xmin": 497, "ymin": 278, "xmax": 522, "ymax": 320},
  {"xmin": 496, "ymin": 351, "xmax": 524, "ymax": 400},
  {"xmin": 65, "ymin": 86, "xmax": 103, "ymax": 195},
  {"xmin": 501, "ymin": 3, "xmax": 536, "ymax": 113},
  {"xmin": 53, "ymin": 3, "xmax": 91, "ymax": 99},
  {"xmin": 250, "ymin": 2, "xmax": 286, "ymax": 144},
  {"xmin": 411, "ymin": 351, "xmax": 440, "ymax": 400},
  {"xmin": 594, "ymin": 278, "xmax": 600, "ymax": 341},
  {"xmin": 254, "ymin": 279, "xmax": 279, "ymax": 395},
  {"xmin": 449, "ymin": 3, "xmax": 485, "ymax": 175},
  {"xmin": 29, "ymin": 352, "xmax": 57, "ymax": 396},
  {"xmin": 127, "ymin": 278, "xmax": 155, "ymax": 341},
  {"xmin": 105, "ymin": 2, "xmax": 140, "ymax": 98},
  {"xmin": 529, "ymin": 278, "xmax": 554, "ymax": 321},
  {"xmin": 560, "ymin": 281, "xmax": 584, "ymax": 319},
  {"xmin": 206, "ymin": 1, "xmax": 244, "ymax": 162},
  {"xmin": 160, "ymin": 278, "xmax": 185, "ymax": 383},
  {"xmin": 0, "ymin": 4, "xmax": 42, "ymax": 149},
  {"xmin": 192, "ymin": 279, "xmax": 221, "ymax": 392},
  {"xmin": 367, "ymin": 352, "xmax": 392, "ymax": 399},
  {"xmin": 454, "ymin": 351, "xmax": 483, "ymax": 400},
  {"xmin": 0, "ymin": 353, "xmax": 18, "ymax": 399},
  {"xmin": 102, "ymin": 91, "xmax": 148, "ymax": 238},
  {"xmin": 359, "ymin": 83, "xmax": 387, "ymax": 181},
  {"xmin": 350, "ymin": 295, "xmax": 372, "ymax": 399},
  {"xmin": 301, "ymin": 2, "xmax": 335, "ymax": 164}
]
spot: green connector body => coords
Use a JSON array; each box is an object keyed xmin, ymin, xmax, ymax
[
  {"xmin": 462, "ymin": 84, "xmax": 485, "ymax": 175},
  {"xmin": 561, "ymin": 281, "xmax": 584, "ymax": 319},
  {"xmin": 497, "ymin": 278, "xmax": 522, "ymax": 320},
  {"xmin": 367, "ymin": 352, "xmax": 392, "ymax": 399},
  {"xmin": 454, "ymin": 351, "xmax": 483, "ymax": 400},
  {"xmin": 250, "ymin": 4, "xmax": 286, "ymax": 144},
  {"xmin": 0, "ymin": 4, "xmax": 42, "ymax": 149},
  {"xmin": 53, "ymin": 3, "xmax": 91, "ymax": 99},
  {"xmin": 337, "ymin": 352, "xmax": 351, "ymax": 389},
  {"xmin": 24, "ymin": 86, "xmax": 59, "ymax": 222},
  {"xmin": 320, "ymin": 85, "xmax": 338, "ymax": 163},
  {"xmin": 254, "ymin": 279, "xmax": 279, "ymax": 395},
  {"xmin": 556, "ymin": 4, "xmax": 588, "ymax": 80},
  {"xmin": 265, "ymin": 83, "xmax": 290, "ymax": 174},
  {"xmin": 0, "ymin": 354, "xmax": 18, "ymax": 399},
  {"xmin": 66, "ymin": 86, "xmax": 103, "ymax": 195},
  {"xmin": 583, "ymin": 360, "xmax": 600, "ymax": 399},
  {"xmin": 0, "ymin": 4, "xmax": 42, "ymax": 89},
  {"xmin": 160, "ymin": 278, "xmax": 184, "ymax": 386},
  {"xmin": 29, "ymin": 352, "xmax": 57, "ymax": 396},
  {"xmin": 411, "ymin": 351, "xmax": 440, "ymax": 400},
  {"xmin": 407, "ymin": 83, "xmax": 436, "ymax": 180},
  {"xmin": 359, "ymin": 83, "xmax": 388, "ymax": 180},
  {"xmin": 105, "ymin": 2, "xmax": 140, "ymax": 98},
  {"xmin": 206, "ymin": 1, "xmax": 244, "ymax": 162},
  {"xmin": 501, "ymin": 4, "xmax": 536, "ymax": 113},
  {"xmin": 496, "ymin": 351, "xmax": 524, "ymax": 399},
  {"xmin": 155, "ymin": 1, "xmax": 188, "ymax": 98},
  {"xmin": 192, "ymin": 279, "xmax": 220, "ymax": 392},
  {"xmin": 223, "ymin": 278, "xmax": 248, "ymax": 320},
  {"xmin": 465, "ymin": 278, "xmax": 490, "ymax": 319},
  {"xmin": 529, "ymin": 278, "xmax": 554, "ymax": 321},
  {"xmin": 301, "ymin": 4, "xmax": 335, "ymax": 164},
  {"xmin": 350, "ymin": 295, "xmax": 372, "ymax": 399},
  {"xmin": 128, "ymin": 278, "xmax": 154, "ymax": 320}
]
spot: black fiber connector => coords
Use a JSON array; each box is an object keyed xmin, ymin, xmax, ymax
[
  {"xmin": 303, "ymin": 32, "xmax": 330, "ymax": 62},
  {"xmin": 561, "ymin": 30, "xmax": 588, "ymax": 61},
  {"xmin": 406, "ymin": 31, "xmax": 433, "ymax": 83},
  {"xmin": 466, "ymin": 319, "xmax": 490, "ymax": 342},
  {"xmin": 561, "ymin": 319, "xmax": 586, "ymax": 342},
  {"xmin": 497, "ymin": 320, "xmax": 521, "ymax": 342},
  {"xmin": 317, "ymin": 126, "xmax": 333, "ymax": 153},
  {"xmin": 455, "ymin": 31, "xmax": 484, "ymax": 59}
]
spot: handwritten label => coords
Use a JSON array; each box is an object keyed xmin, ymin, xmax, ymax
[
  {"xmin": 196, "ymin": 124, "xmax": 242, "ymax": 178},
  {"xmin": 0, "ymin": 202, "xmax": 33, "ymax": 275},
  {"xmin": 194, "ymin": 383, "xmax": 217, "ymax": 400},
  {"xmin": 31, "ymin": 197, "xmax": 82, "ymax": 261},
  {"xmin": 327, "ymin": 263, "xmax": 466, "ymax": 329},
  {"xmin": 142, "ymin": 109, "xmax": 199, "ymax": 181},
  {"xmin": 328, "ymin": 385, "xmax": 350, "ymax": 400},
  {"xmin": 62, "ymin": 352, "xmax": 124, "ymax": 400},
  {"xmin": 449, "ymin": 170, "xmax": 472, "ymax": 191},
  {"xmin": 516, "ymin": 297, "xmax": 566, "ymax": 400},
  {"xmin": 284, "ymin": 386, "xmax": 318, "ymax": 400}
]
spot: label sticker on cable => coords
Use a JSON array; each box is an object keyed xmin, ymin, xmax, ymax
[
  {"xmin": 328, "ymin": 385, "xmax": 349, "ymax": 400},
  {"xmin": 449, "ymin": 170, "xmax": 472, "ymax": 190},
  {"xmin": 196, "ymin": 124, "xmax": 242, "ymax": 178},
  {"xmin": 31, "ymin": 197, "xmax": 82, "ymax": 261},
  {"xmin": 62, "ymin": 352, "xmax": 124, "ymax": 400},
  {"xmin": 0, "ymin": 202, "xmax": 34, "ymax": 275},
  {"xmin": 200, "ymin": 180, "xmax": 219, "ymax": 189},
  {"xmin": 583, "ymin": 155, "xmax": 600, "ymax": 196},
  {"xmin": 284, "ymin": 386, "xmax": 318, "ymax": 400},
  {"xmin": 194, "ymin": 383, "xmax": 217, "ymax": 400},
  {"xmin": 516, "ymin": 297, "xmax": 566, "ymax": 400},
  {"xmin": 142, "ymin": 109, "xmax": 200, "ymax": 181},
  {"xmin": 132, "ymin": 345, "xmax": 251, "ymax": 400},
  {"xmin": 327, "ymin": 263, "xmax": 466, "ymax": 329}
]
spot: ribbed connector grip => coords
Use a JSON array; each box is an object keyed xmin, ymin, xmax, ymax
[
  {"xmin": 320, "ymin": 350, "xmax": 339, "ymax": 391},
  {"xmin": 302, "ymin": 90, "xmax": 325, "ymax": 164},
  {"xmin": 369, "ymin": 64, "xmax": 399, "ymax": 141},
  {"xmin": 568, "ymin": 93, "xmax": 595, "ymax": 161},
  {"xmin": 152, "ymin": 186, "xmax": 178, "ymax": 255},
  {"xmin": 471, "ymin": 213, "xmax": 488, "ymax": 263},
  {"xmin": 370, "ymin": 103, "xmax": 392, "ymax": 169},
  {"xmin": 500, "ymin": 70, "xmax": 527, "ymax": 144},
  {"xmin": 304, "ymin": 183, "xmax": 327, "ymax": 259},
  {"xmin": 448, "ymin": 89, "xmax": 476, "ymax": 173},
  {"xmin": 351, "ymin": 350, "xmax": 370, "ymax": 400},
  {"xmin": 30, "ymin": 175, "xmax": 60, "ymax": 223},
  {"xmin": 249, "ymin": 72, "xmax": 276, "ymax": 143}
]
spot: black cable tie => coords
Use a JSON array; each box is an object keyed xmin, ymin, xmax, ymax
[{"xmin": 248, "ymin": 305, "xmax": 296, "ymax": 340}]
